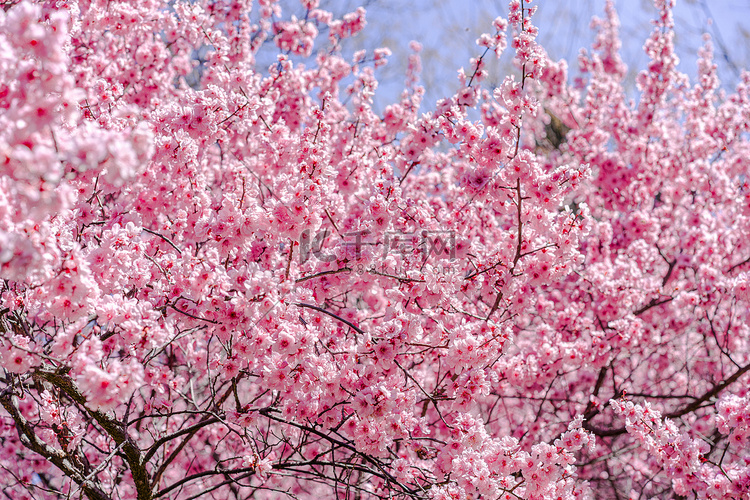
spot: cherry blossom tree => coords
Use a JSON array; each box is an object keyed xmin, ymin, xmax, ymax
[{"xmin": 1, "ymin": 0, "xmax": 749, "ymax": 499}]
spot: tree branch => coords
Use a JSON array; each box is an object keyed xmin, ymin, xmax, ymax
[
  {"xmin": 295, "ymin": 303, "xmax": 365, "ymax": 335},
  {"xmin": 0, "ymin": 388, "xmax": 112, "ymax": 500},
  {"xmin": 34, "ymin": 371, "xmax": 152, "ymax": 500}
]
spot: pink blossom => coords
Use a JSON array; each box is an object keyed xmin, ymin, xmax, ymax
[{"xmin": 1, "ymin": 0, "xmax": 749, "ymax": 499}]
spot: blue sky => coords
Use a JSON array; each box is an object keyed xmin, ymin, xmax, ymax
[{"xmin": 310, "ymin": 0, "xmax": 750, "ymax": 109}]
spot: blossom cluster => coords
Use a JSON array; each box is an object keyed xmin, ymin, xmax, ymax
[{"xmin": 1, "ymin": 0, "xmax": 749, "ymax": 499}]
